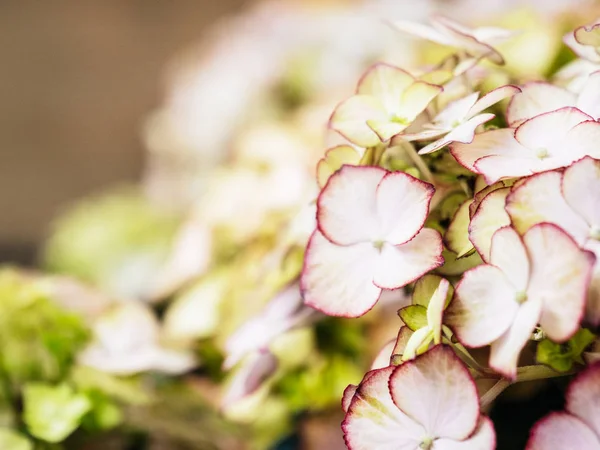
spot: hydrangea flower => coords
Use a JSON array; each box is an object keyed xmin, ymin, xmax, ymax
[
  {"xmin": 450, "ymin": 107, "xmax": 600, "ymax": 184},
  {"xmin": 564, "ymin": 18, "xmax": 600, "ymax": 64},
  {"xmin": 526, "ymin": 361, "xmax": 600, "ymax": 449},
  {"xmin": 401, "ymin": 86, "xmax": 520, "ymax": 154},
  {"xmin": 330, "ymin": 64, "xmax": 442, "ymax": 147},
  {"xmin": 446, "ymin": 225, "xmax": 595, "ymax": 379},
  {"xmin": 301, "ymin": 165, "xmax": 444, "ymax": 317},
  {"xmin": 506, "ymin": 156, "xmax": 600, "ymax": 325},
  {"xmin": 342, "ymin": 345, "xmax": 496, "ymax": 449}
]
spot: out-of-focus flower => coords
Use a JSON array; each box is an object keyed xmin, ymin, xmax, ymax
[
  {"xmin": 526, "ymin": 361, "xmax": 600, "ymax": 449},
  {"xmin": 450, "ymin": 107, "xmax": 600, "ymax": 184},
  {"xmin": 301, "ymin": 165, "xmax": 444, "ymax": 317},
  {"xmin": 330, "ymin": 63, "xmax": 442, "ymax": 147},
  {"xmin": 78, "ymin": 302, "xmax": 196, "ymax": 376},
  {"xmin": 446, "ymin": 225, "xmax": 595, "ymax": 379},
  {"xmin": 342, "ymin": 345, "xmax": 495, "ymax": 449}
]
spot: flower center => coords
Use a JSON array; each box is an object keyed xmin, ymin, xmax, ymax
[
  {"xmin": 420, "ymin": 438, "xmax": 434, "ymax": 450},
  {"xmin": 515, "ymin": 291, "xmax": 528, "ymax": 304},
  {"xmin": 373, "ymin": 240, "xmax": 385, "ymax": 252},
  {"xmin": 536, "ymin": 147, "xmax": 549, "ymax": 160},
  {"xmin": 390, "ymin": 114, "xmax": 410, "ymax": 125},
  {"xmin": 590, "ymin": 225, "xmax": 600, "ymax": 240}
]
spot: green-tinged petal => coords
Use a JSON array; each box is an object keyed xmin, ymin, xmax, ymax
[
  {"xmin": 469, "ymin": 187, "xmax": 511, "ymax": 263},
  {"xmin": 330, "ymin": 95, "xmax": 386, "ymax": 147},
  {"xmin": 317, "ymin": 145, "xmax": 362, "ymax": 188},
  {"xmin": 445, "ymin": 199, "xmax": 475, "ymax": 257},
  {"xmin": 398, "ymin": 305, "xmax": 428, "ymax": 331},
  {"xmin": 357, "ymin": 63, "xmax": 415, "ymax": 111}
]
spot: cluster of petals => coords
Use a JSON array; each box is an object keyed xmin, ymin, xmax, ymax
[
  {"xmin": 506, "ymin": 157, "xmax": 600, "ymax": 325},
  {"xmin": 526, "ymin": 362, "xmax": 600, "ymax": 449},
  {"xmin": 330, "ymin": 63, "xmax": 442, "ymax": 147},
  {"xmin": 301, "ymin": 165, "xmax": 444, "ymax": 317},
  {"xmin": 446, "ymin": 224, "xmax": 595, "ymax": 379},
  {"xmin": 342, "ymin": 345, "xmax": 495, "ymax": 450}
]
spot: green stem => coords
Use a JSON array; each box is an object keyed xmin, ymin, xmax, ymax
[
  {"xmin": 515, "ymin": 365, "xmax": 574, "ymax": 382},
  {"xmin": 402, "ymin": 142, "xmax": 435, "ymax": 184},
  {"xmin": 480, "ymin": 379, "xmax": 511, "ymax": 409}
]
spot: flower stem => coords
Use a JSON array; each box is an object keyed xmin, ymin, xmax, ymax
[
  {"xmin": 480, "ymin": 379, "xmax": 511, "ymax": 409},
  {"xmin": 401, "ymin": 142, "xmax": 435, "ymax": 184}
]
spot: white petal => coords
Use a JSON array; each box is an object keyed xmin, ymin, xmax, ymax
[
  {"xmin": 434, "ymin": 92, "xmax": 480, "ymax": 127},
  {"xmin": 566, "ymin": 362, "xmax": 600, "ymax": 436},
  {"xmin": 395, "ymin": 81, "xmax": 443, "ymax": 122},
  {"xmin": 474, "ymin": 154, "xmax": 542, "ymax": 185},
  {"xmin": 390, "ymin": 19, "xmax": 455, "ymax": 46},
  {"xmin": 371, "ymin": 339, "xmax": 397, "ymax": 370},
  {"xmin": 376, "ymin": 171, "xmax": 435, "ymax": 245},
  {"xmin": 469, "ymin": 85, "xmax": 522, "ymax": 118},
  {"xmin": 489, "ymin": 295, "xmax": 543, "ymax": 379},
  {"xmin": 446, "ymin": 264, "xmax": 518, "ymax": 348},
  {"xmin": 373, "ymin": 228, "xmax": 444, "ymax": 290},
  {"xmin": 506, "ymin": 82, "xmax": 575, "ymax": 126},
  {"xmin": 506, "ymin": 170, "xmax": 589, "ymax": 244},
  {"xmin": 564, "ymin": 120, "xmax": 600, "ymax": 160},
  {"xmin": 426, "ymin": 278, "xmax": 450, "ymax": 344},
  {"xmin": 563, "ymin": 156, "xmax": 600, "ymax": 230},
  {"xmin": 389, "ymin": 345, "xmax": 480, "ymax": 440},
  {"xmin": 301, "ymin": 231, "xmax": 381, "ymax": 318},
  {"xmin": 330, "ymin": 95, "xmax": 386, "ymax": 147},
  {"xmin": 357, "ymin": 63, "xmax": 415, "ymax": 112},
  {"xmin": 317, "ymin": 165, "xmax": 385, "ymax": 245},
  {"xmin": 221, "ymin": 351, "xmax": 277, "ymax": 410},
  {"xmin": 343, "ymin": 366, "xmax": 425, "ymax": 450},
  {"xmin": 577, "ymin": 70, "xmax": 600, "ymax": 119},
  {"xmin": 526, "ymin": 412, "xmax": 600, "ymax": 450},
  {"xmin": 525, "ymin": 223, "xmax": 595, "ymax": 342},
  {"xmin": 489, "ymin": 226, "xmax": 530, "ymax": 293},
  {"xmin": 468, "ymin": 188, "xmax": 511, "ymax": 263},
  {"xmin": 419, "ymin": 114, "xmax": 494, "ymax": 155},
  {"xmin": 433, "ymin": 417, "xmax": 496, "ymax": 450}
]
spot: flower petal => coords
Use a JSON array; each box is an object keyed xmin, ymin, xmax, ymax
[
  {"xmin": 506, "ymin": 170, "xmax": 589, "ymax": 244},
  {"xmin": 330, "ymin": 95, "xmax": 386, "ymax": 147},
  {"xmin": 301, "ymin": 230, "xmax": 381, "ymax": 318},
  {"xmin": 371, "ymin": 339, "xmax": 397, "ymax": 370},
  {"xmin": 390, "ymin": 19, "xmax": 455, "ymax": 46},
  {"xmin": 317, "ymin": 165, "xmax": 385, "ymax": 245},
  {"xmin": 426, "ymin": 277, "xmax": 450, "ymax": 344},
  {"xmin": 317, "ymin": 145, "xmax": 362, "ymax": 189},
  {"xmin": 373, "ymin": 228, "xmax": 444, "ymax": 290},
  {"xmin": 396, "ymin": 81, "xmax": 443, "ymax": 123},
  {"xmin": 343, "ymin": 366, "xmax": 425, "ymax": 450},
  {"xmin": 446, "ymin": 264, "xmax": 518, "ymax": 348},
  {"xmin": 565, "ymin": 362, "xmax": 600, "ymax": 436},
  {"xmin": 357, "ymin": 63, "xmax": 415, "ymax": 111},
  {"xmin": 525, "ymin": 223, "xmax": 595, "ymax": 342},
  {"xmin": 419, "ymin": 113, "xmax": 495, "ymax": 155},
  {"xmin": 562, "ymin": 156, "xmax": 600, "ymax": 231},
  {"xmin": 433, "ymin": 416, "xmax": 496, "ymax": 450},
  {"xmin": 576, "ymin": 70, "xmax": 600, "ymax": 119},
  {"xmin": 489, "ymin": 295, "xmax": 542, "ymax": 379},
  {"xmin": 389, "ymin": 345, "xmax": 480, "ymax": 440},
  {"xmin": 469, "ymin": 85, "xmax": 522, "ymax": 118},
  {"xmin": 376, "ymin": 171, "xmax": 435, "ymax": 245},
  {"xmin": 434, "ymin": 92, "xmax": 480, "ymax": 127},
  {"xmin": 342, "ymin": 384, "xmax": 358, "ymax": 413},
  {"xmin": 490, "ymin": 226, "xmax": 530, "ymax": 293},
  {"xmin": 526, "ymin": 412, "xmax": 600, "ymax": 450},
  {"xmin": 468, "ymin": 188, "xmax": 511, "ymax": 263},
  {"xmin": 445, "ymin": 199, "xmax": 475, "ymax": 257},
  {"xmin": 506, "ymin": 82, "xmax": 575, "ymax": 126},
  {"xmin": 366, "ymin": 119, "xmax": 406, "ymax": 142}
]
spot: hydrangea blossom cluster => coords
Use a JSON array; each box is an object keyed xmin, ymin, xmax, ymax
[{"xmin": 301, "ymin": 14, "xmax": 600, "ymax": 449}]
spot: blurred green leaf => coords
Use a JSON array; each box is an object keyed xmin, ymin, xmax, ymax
[
  {"xmin": 0, "ymin": 428, "xmax": 33, "ymax": 450},
  {"xmin": 23, "ymin": 383, "xmax": 91, "ymax": 443}
]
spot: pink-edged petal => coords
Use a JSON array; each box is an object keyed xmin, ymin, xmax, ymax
[
  {"xmin": 316, "ymin": 145, "xmax": 362, "ymax": 189},
  {"xmin": 564, "ymin": 31, "xmax": 600, "ymax": 63},
  {"xmin": 343, "ymin": 366, "xmax": 425, "ymax": 450},
  {"xmin": 506, "ymin": 82, "xmax": 575, "ymax": 126},
  {"xmin": 449, "ymin": 128, "xmax": 522, "ymax": 173},
  {"xmin": 317, "ymin": 165, "xmax": 385, "ymax": 245},
  {"xmin": 357, "ymin": 63, "xmax": 415, "ymax": 110},
  {"xmin": 468, "ymin": 85, "xmax": 521, "ymax": 118},
  {"xmin": 489, "ymin": 295, "xmax": 542, "ymax": 379},
  {"xmin": 330, "ymin": 95, "xmax": 387, "ymax": 147},
  {"xmin": 575, "ymin": 23, "xmax": 600, "ymax": 47},
  {"xmin": 426, "ymin": 277, "xmax": 450, "ymax": 344},
  {"xmin": 506, "ymin": 170, "xmax": 589, "ymax": 244},
  {"xmin": 514, "ymin": 107, "xmax": 592, "ymax": 151},
  {"xmin": 376, "ymin": 171, "xmax": 435, "ymax": 245},
  {"xmin": 371, "ymin": 339, "xmax": 396, "ymax": 370},
  {"xmin": 389, "ymin": 345, "xmax": 480, "ymax": 440},
  {"xmin": 418, "ymin": 113, "xmax": 494, "ymax": 155},
  {"xmin": 402, "ymin": 128, "xmax": 449, "ymax": 142},
  {"xmin": 474, "ymin": 154, "xmax": 542, "ymax": 185},
  {"xmin": 446, "ymin": 265, "xmax": 518, "ymax": 348},
  {"xmin": 342, "ymin": 384, "xmax": 358, "ymax": 413},
  {"xmin": 392, "ymin": 326, "xmax": 414, "ymax": 358},
  {"xmin": 468, "ymin": 188, "xmax": 511, "ymax": 263},
  {"xmin": 563, "ymin": 156, "xmax": 600, "ymax": 230},
  {"xmin": 489, "ymin": 226, "xmax": 530, "ymax": 293},
  {"xmin": 301, "ymin": 230, "xmax": 381, "ymax": 318},
  {"xmin": 566, "ymin": 362, "xmax": 600, "ymax": 435},
  {"xmin": 526, "ymin": 412, "xmax": 600, "ymax": 450},
  {"xmin": 577, "ymin": 71, "xmax": 600, "ymax": 119},
  {"xmin": 373, "ymin": 228, "xmax": 444, "ymax": 290},
  {"xmin": 433, "ymin": 416, "xmax": 496, "ymax": 450},
  {"xmin": 565, "ymin": 120, "xmax": 600, "ymax": 161},
  {"xmin": 434, "ymin": 92, "xmax": 479, "ymax": 126},
  {"xmin": 390, "ymin": 19, "xmax": 455, "ymax": 46},
  {"xmin": 366, "ymin": 119, "xmax": 406, "ymax": 142},
  {"xmin": 395, "ymin": 81, "xmax": 443, "ymax": 122},
  {"xmin": 525, "ymin": 223, "xmax": 595, "ymax": 342},
  {"xmin": 445, "ymin": 199, "xmax": 474, "ymax": 257}
]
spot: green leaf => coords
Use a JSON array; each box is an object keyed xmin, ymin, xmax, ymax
[
  {"xmin": 23, "ymin": 382, "xmax": 91, "ymax": 443},
  {"xmin": 398, "ymin": 305, "xmax": 428, "ymax": 331},
  {"xmin": 0, "ymin": 429, "xmax": 33, "ymax": 450},
  {"xmin": 412, "ymin": 275, "xmax": 452, "ymax": 308},
  {"xmin": 537, "ymin": 329, "xmax": 596, "ymax": 372}
]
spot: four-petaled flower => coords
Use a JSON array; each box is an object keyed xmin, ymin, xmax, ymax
[
  {"xmin": 446, "ymin": 225, "xmax": 595, "ymax": 379},
  {"xmin": 330, "ymin": 63, "xmax": 442, "ymax": 148},
  {"xmin": 301, "ymin": 165, "xmax": 444, "ymax": 317},
  {"xmin": 342, "ymin": 345, "xmax": 496, "ymax": 450}
]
